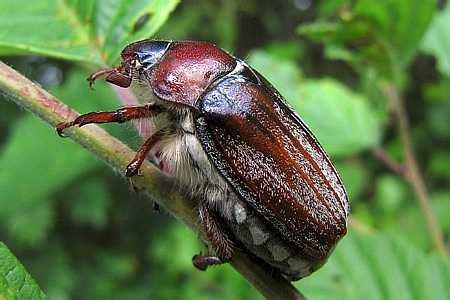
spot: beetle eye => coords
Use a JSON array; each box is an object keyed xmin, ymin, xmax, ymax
[
  {"xmin": 121, "ymin": 59, "xmax": 135, "ymax": 73},
  {"xmin": 138, "ymin": 41, "xmax": 171, "ymax": 66}
]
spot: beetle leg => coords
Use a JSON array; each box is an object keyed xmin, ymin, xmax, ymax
[
  {"xmin": 125, "ymin": 131, "xmax": 164, "ymax": 177},
  {"xmin": 192, "ymin": 254, "xmax": 223, "ymax": 270},
  {"xmin": 152, "ymin": 201, "xmax": 161, "ymax": 214},
  {"xmin": 56, "ymin": 105, "xmax": 161, "ymax": 137},
  {"xmin": 192, "ymin": 202, "xmax": 234, "ymax": 270},
  {"xmin": 57, "ymin": 105, "xmax": 164, "ymax": 178}
]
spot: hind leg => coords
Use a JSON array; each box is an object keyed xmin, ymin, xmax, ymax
[{"xmin": 193, "ymin": 202, "xmax": 234, "ymax": 270}]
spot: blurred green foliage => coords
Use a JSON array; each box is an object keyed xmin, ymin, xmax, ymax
[{"xmin": 0, "ymin": 0, "xmax": 448, "ymax": 299}]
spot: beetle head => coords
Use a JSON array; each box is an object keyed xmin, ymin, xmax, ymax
[
  {"xmin": 121, "ymin": 40, "xmax": 171, "ymax": 66},
  {"xmin": 87, "ymin": 40, "xmax": 171, "ymax": 89}
]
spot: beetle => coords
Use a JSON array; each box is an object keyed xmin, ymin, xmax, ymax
[{"xmin": 56, "ymin": 40, "xmax": 349, "ymax": 280}]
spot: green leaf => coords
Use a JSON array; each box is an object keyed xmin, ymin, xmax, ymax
[
  {"xmin": 426, "ymin": 100, "xmax": 450, "ymax": 141},
  {"xmin": 333, "ymin": 160, "xmax": 369, "ymax": 203},
  {"xmin": 421, "ymin": 3, "xmax": 450, "ymax": 76},
  {"xmin": 0, "ymin": 0, "xmax": 180, "ymax": 65},
  {"xmin": 298, "ymin": 231, "xmax": 450, "ymax": 299},
  {"xmin": 428, "ymin": 150, "xmax": 450, "ymax": 181},
  {"xmin": 354, "ymin": 0, "xmax": 437, "ymax": 68},
  {"xmin": 424, "ymin": 76, "xmax": 450, "ymax": 103},
  {"xmin": 248, "ymin": 49, "xmax": 303, "ymax": 104},
  {"xmin": 52, "ymin": 66, "xmax": 121, "ymax": 114},
  {"xmin": 150, "ymin": 222, "xmax": 262, "ymax": 300},
  {"xmin": 375, "ymin": 174, "xmax": 409, "ymax": 215},
  {"xmin": 0, "ymin": 1, "xmax": 91, "ymax": 62},
  {"xmin": 298, "ymin": 78, "xmax": 381, "ymax": 156},
  {"xmin": 25, "ymin": 243, "xmax": 76, "ymax": 299},
  {"xmin": 0, "ymin": 65, "xmax": 118, "ymax": 246},
  {"xmin": 298, "ymin": 0, "xmax": 438, "ymax": 75},
  {"xmin": 395, "ymin": 190, "xmax": 450, "ymax": 251},
  {"xmin": 0, "ymin": 114, "xmax": 99, "ymax": 246},
  {"xmin": 0, "ymin": 242, "xmax": 47, "ymax": 299},
  {"xmin": 65, "ymin": 179, "xmax": 112, "ymax": 229}
]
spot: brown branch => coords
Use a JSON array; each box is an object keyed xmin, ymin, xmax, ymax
[
  {"xmin": 372, "ymin": 146, "xmax": 407, "ymax": 177},
  {"xmin": 382, "ymin": 82, "xmax": 447, "ymax": 256},
  {"xmin": 0, "ymin": 61, "xmax": 306, "ymax": 299}
]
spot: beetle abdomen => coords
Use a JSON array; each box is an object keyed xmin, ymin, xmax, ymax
[{"xmin": 222, "ymin": 195, "xmax": 331, "ymax": 280}]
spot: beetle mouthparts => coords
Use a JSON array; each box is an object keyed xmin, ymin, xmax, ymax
[{"xmin": 87, "ymin": 68, "xmax": 118, "ymax": 88}]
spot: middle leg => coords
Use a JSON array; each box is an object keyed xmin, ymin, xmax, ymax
[{"xmin": 125, "ymin": 130, "xmax": 164, "ymax": 177}]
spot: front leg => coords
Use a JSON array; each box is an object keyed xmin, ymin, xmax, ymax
[
  {"xmin": 56, "ymin": 105, "xmax": 161, "ymax": 137},
  {"xmin": 57, "ymin": 104, "xmax": 164, "ymax": 178}
]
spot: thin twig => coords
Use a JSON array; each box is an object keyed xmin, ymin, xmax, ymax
[
  {"xmin": 0, "ymin": 61, "xmax": 306, "ymax": 300},
  {"xmin": 382, "ymin": 82, "xmax": 447, "ymax": 256},
  {"xmin": 348, "ymin": 216, "xmax": 376, "ymax": 235},
  {"xmin": 372, "ymin": 147, "xmax": 406, "ymax": 177}
]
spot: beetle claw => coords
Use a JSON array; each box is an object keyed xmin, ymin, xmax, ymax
[
  {"xmin": 125, "ymin": 164, "xmax": 139, "ymax": 177},
  {"xmin": 192, "ymin": 254, "xmax": 223, "ymax": 271},
  {"xmin": 56, "ymin": 122, "xmax": 72, "ymax": 138}
]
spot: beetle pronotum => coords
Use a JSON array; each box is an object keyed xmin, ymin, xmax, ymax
[{"xmin": 57, "ymin": 40, "xmax": 349, "ymax": 280}]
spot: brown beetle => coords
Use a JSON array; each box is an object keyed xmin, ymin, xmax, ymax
[{"xmin": 57, "ymin": 40, "xmax": 349, "ymax": 280}]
